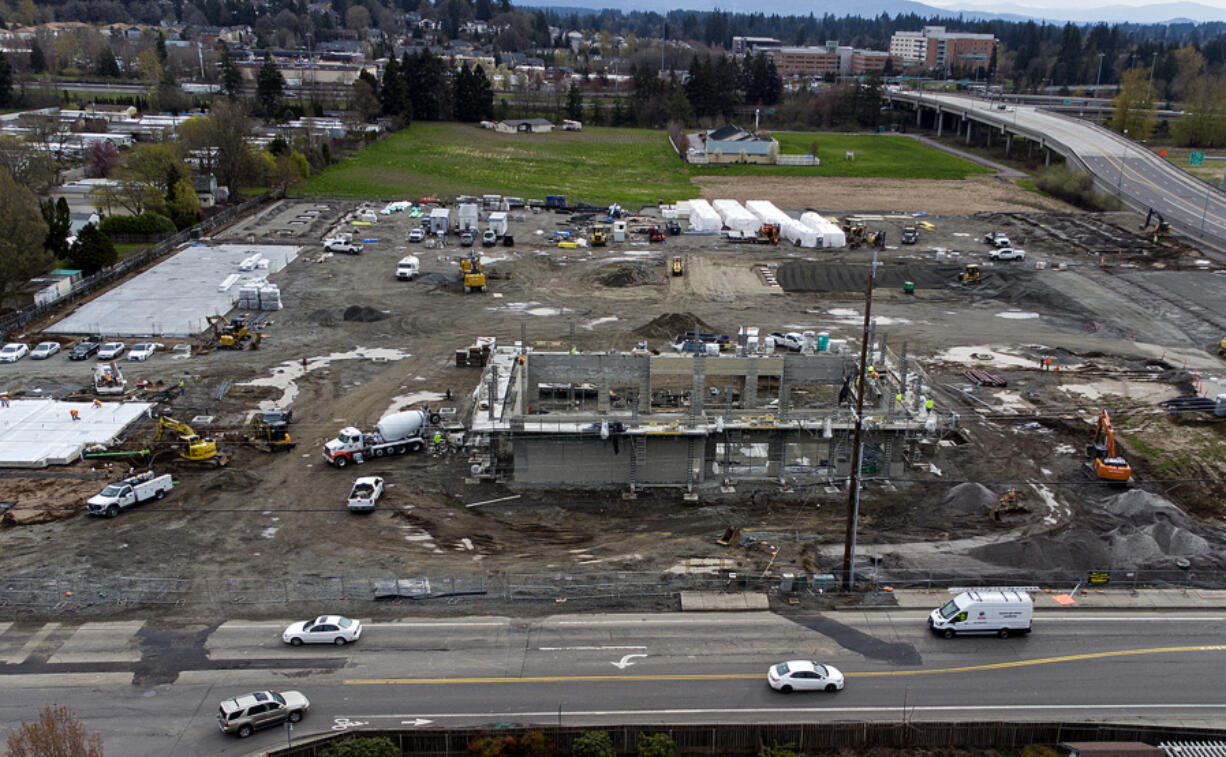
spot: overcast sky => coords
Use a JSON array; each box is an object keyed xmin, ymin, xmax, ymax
[{"xmin": 922, "ymin": 0, "xmax": 1226, "ymax": 7}]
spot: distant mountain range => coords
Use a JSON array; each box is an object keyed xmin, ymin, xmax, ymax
[{"xmin": 522, "ymin": 0, "xmax": 1226, "ymax": 24}]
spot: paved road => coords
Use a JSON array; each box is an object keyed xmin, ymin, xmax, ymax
[
  {"xmin": 894, "ymin": 91, "xmax": 1226, "ymax": 244},
  {"xmin": 1, "ymin": 610, "xmax": 1225, "ymax": 755}
]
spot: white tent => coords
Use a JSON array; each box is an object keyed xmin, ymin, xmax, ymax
[
  {"xmin": 713, "ymin": 199, "xmax": 760, "ymax": 233},
  {"xmin": 687, "ymin": 199, "xmax": 723, "ymax": 232},
  {"xmin": 801, "ymin": 212, "xmax": 847, "ymax": 249},
  {"xmin": 782, "ymin": 219, "xmax": 820, "ymax": 247},
  {"xmin": 745, "ymin": 200, "xmax": 791, "ymax": 227}
]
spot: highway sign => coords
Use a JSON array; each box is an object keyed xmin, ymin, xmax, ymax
[{"xmin": 1191, "ymin": 151, "xmax": 1205, "ymax": 166}]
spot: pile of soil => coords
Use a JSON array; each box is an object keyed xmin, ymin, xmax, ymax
[
  {"xmin": 417, "ymin": 272, "xmax": 460, "ymax": 292},
  {"xmin": 918, "ymin": 482, "xmax": 998, "ymax": 527},
  {"xmin": 0, "ymin": 475, "xmax": 106, "ymax": 527},
  {"xmin": 634, "ymin": 312, "xmax": 713, "ymax": 340},
  {"xmin": 598, "ymin": 264, "xmax": 656, "ymax": 288},
  {"xmin": 777, "ymin": 262, "xmax": 958, "ymax": 292},
  {"xmin": 342, "ymin": 305, "xmax": 390, "ymax": 323}
]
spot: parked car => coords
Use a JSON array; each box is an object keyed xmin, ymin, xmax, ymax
[
  {"xmin": 767, "ymin": 660, "xmax": 845, "ymax": 693},
  {"xmin": 769, "ymin": 332, "xmax": 804, "ymax": 352},
  {"xmin": 217, "ymin": 690, "xmax": 310, "ymax": 738},
  {"xmin": 0, "ymin": 343, "xmax": 29, "ymax": 363},
  {"xmin": 989, "ymin": 248, "xmax": 1026, "ymax": 261},
  {"xmin": 68, "ymin": 337, "xmax": 102, "ymax": 360},
  {"xmin": 282, "ymin": 615, "xmax": 362, "ymax": 646},
  {"xmin": 459, "ymin": 231, "xmax": 475, "ymax": 247},
  {"xmin": 408, "ymin": 228, "xmax": 425, "ymax": 243},
  {"xmin": 97, "ymin": 342, "xmax": 125, "ymax": 360},
  {"xmin": 347, "ymin": 476, "xmax": 384, "ymax": 512},
  {"xmin": 127, "ymin": 343, "xmax": 156, "ymax": 361},
  {"xmin": 30, "ymin": 342, "xmax": 61, "ymax": 360}
]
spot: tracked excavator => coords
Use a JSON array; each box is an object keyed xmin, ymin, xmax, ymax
[
  {"xmin": 1141, "ymin": 208, "xmax": 1171, "ymax": 237},
  {"xmin": 1088, "ymin": 408, "xmax": 1131, "ymax": 483},
  {"xmin": 154, "ymin": 416, "xmax": 228, "ymax": 466}
]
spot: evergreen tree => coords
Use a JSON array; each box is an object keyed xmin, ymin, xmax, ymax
[
  {"xmin": 475, "ymin": 0, "xmax": 492, "ymax": 22},
  {"xmin": 565, "ymin": 82, "xmax": 583, "ymax": 121},
  {"xmin": 472, "ymin": 64, "xmax": 494, "ymax": 121},
  {"xmin": 40, "ymin": 197, "xmax": 72, "ymax": 260},
  {"xmin": 96, "ymin": 46, "xmax": 121, "ymax": 78},
  {"xmin": 29, "ymin": 42, "xmax": 45, "ymax": 74},
  {"xmin": 380, "ymin": 55, "xmax": 408, "ymax": 117},
  {"xmin": 219, "ymin": 46, "xmax": 242, "ymax": 98},
  {"xmin": 453, "ymin": 64, "xmax": 477, "ymax": 121},
  {"xmin": 257, "ymin": 53, "xmax": 286, "ymax": 119},
  {"xmin": 68, "ymin": 224, "xmax": 118, "ymax": 275},
  {"xmin": 156, "ymin": 32, "xmax": 168, "ymax": 63},
  {"xmin": 0, "ymin": 53, "xmax": 11, "ymax": 108}
]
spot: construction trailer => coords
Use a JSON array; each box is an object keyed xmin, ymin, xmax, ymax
[{"xmin": 429, "ymin": 208, "xmax": 451, "ymax": 235}]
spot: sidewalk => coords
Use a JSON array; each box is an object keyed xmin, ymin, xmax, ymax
[{"xmin": 872, "ymin": 586, "xmax": 1226, "ymax": 611}]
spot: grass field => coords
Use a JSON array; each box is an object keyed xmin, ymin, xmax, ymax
[{"xmin": 296, "ymin": 124, "xmax": 990, "ymax": 204}]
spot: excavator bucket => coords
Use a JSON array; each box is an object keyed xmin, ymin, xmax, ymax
[{"xmin": 716, "ymin": 526, "xmax": 741, "ymax": 546}]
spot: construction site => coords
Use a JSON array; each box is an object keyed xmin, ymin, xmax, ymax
[{"xmin": 3, "ymin": 177, "xmax": 1226, "ymax": 618}]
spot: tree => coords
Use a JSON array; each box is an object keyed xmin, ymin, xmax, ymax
[
  {"xmin": 110, "ymin": 142, "xmax": 189, "ymax": 216},
  {"xmin": 167, "ymin": 177, "xmax": 201, "ymax": 229},
  {"xmin": 571, "ymin": 730, "xmax": 615, "ymax": 757},
  {"xmin": 0, "ymin": 135, "xmax": 56, "ymax": 193},
  {"xmin": 85, "ymin": 141, "xmax": 120, "ymax": 178},
  {"xmin": 96, "ymin": 45, "xmax": 121, "ymax": 78},
  {"xmin": 1110, "ymin": 66, "xmax": 1157, "ymax": 141},
  {"xmin": 29, "ymin": 42, "xmax": 46, "ymax": 73},
  {"xmin": 156, "ymin": 31, "xmax": 168, "ymax": 63},
  {"xmin": 636, "ymin": 733, "xmax": 679, "ymax": 757},
  {"xmin": 179, "ymin": 101, "xmax": 254, "ymax": 200},
  {"xmin": 565, "ymin": 82, "xmax": 583, "ymax": 121},
  {"xmin": 67, "ymin": 223, "xmax": 119, "ymax": 275},
  {"xmin": 319, "ymin": 736, "xmax": 400, "ymax": 757},
  {"xmin": 1170, "ymin": 80, "xmax": 1226, "ymax": 147},
  {"xmin": 219, "ymin": 45, "xmax": 242, "ymax": 98},
  {"xmin": 40, "ymin": 197, "xmax": 72, "ymax": 260},
  {"xmin": 350, "ymin": 74, "xmax": 381, "ymax": 122},
  {"xmin": 0, "ymin": 167, "xmax": 52, "ymax": 303},
  {"xmin": 345, "ymin": 5, "xmax": 371, "ymax": 32},
  {"xmin": 153, "ymin": 70, "xmax": 189, "ymax": 114},
  {"xmin": 379, "ymin": 55, "xmax": 408, "ymax": 118},
  {"xmin": 256, "ymin": 53, "xmax": 285, "ymax": 119},
  {"xmin": 4, "ymin": 704, "xmax": 102, "ymax": 757},
  {"xmin": 0, "ymin": 53, "xmax": 12, "ymax": 108}
]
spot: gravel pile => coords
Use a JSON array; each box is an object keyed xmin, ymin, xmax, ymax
[{"xmin": 634, "ymin": 312, "xmax": 714, "ymax": 340}]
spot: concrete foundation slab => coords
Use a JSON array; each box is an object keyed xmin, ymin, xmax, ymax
[
  {"xmin": 679, "ymin": 591, "xmax": 770, "ymax": 611},
  {"xmin": 47, "ymin": 244, "xmax": 300, "ymax": 337},
  {"xmin": 0, "ymin": 399, "xmax": 153, "ymax": 467}
]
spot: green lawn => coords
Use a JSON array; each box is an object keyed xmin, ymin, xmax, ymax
[
  {"xmin": 111, "ymin": 242, "xmax": 149, "ymax": 259},
  {"xmin": 296, "ymin": 124, "xmax": 990, "ymax": 205}
]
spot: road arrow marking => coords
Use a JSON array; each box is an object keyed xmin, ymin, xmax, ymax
[
  {"xmin": 401, "ymin": 718, "xmax": 434, "ymax": 727},
  {"xmin": 611, "ymin": 654, "xmax": 647, "ymax": 669}
]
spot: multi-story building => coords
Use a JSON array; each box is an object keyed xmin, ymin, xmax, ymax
[
  {"xmin": 766, "ymin": 42, "xmax": 900, "ymax": 78},
  {"xmin": 731, "ymin": 36, "xmax": 782, "ymax": 56},
  {"xmin": 889, "ymin": 26, "xmax": 995, "ymax": 72}
]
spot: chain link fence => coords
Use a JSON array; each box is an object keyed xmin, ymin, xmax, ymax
[{"xmin": 1, "ymin": 567, "xmax": 1221, "ymax": 612}]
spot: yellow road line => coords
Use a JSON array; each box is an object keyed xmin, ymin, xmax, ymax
[{"xmin": 344, "ymin": 645, "xmax": 1226, "ymax": 686}]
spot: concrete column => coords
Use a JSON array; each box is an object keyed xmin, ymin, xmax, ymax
[
  {"xmin": 1005, "ymin": 133, "xmax": 1013, "ymax": 156},
  {"xmin": 743, "ymin": 357, "xmax": 759, "ymax": 409},
  {"xmin": 520, "ymin": 321, "xmax": 527, "ymax": 356},
  {"xmin": 1045, "ymin": 148, "xmax": 1052, "ymax": 167},
  {"xmin": 916, "ymin": 105, "xmax": 922, "ymax": 126},
  {"xmin": 986, "ymin": 128, "xmax": 992, "ymax": 147},
  {"xmin": 965, "ymin": 120, "xmax": 973, "ymax": 145},
  {"xmin": 778, "ymin": 379, "xmax": 791, "ymax": 422},
  {"xmin": 936, "ymin": 109, "xmax": 943, "ymax": 137},
  {"xmin": 638, "ymin": 362, "xmax": 652, "ymax": 416},
  {"xmin": 691, "ymin": 353, "xmax": 705, "ymax": 425},
  {"xmin": 598, "ymin": 378, "xmax": 610, "ymax": 413},
  {"xmin": 1028, "ymin": 140, "xmax": 1034, "ymax": 158}
]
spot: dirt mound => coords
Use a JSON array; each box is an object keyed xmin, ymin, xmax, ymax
[
  {"xmin": 913, "ymin": 482, "xmax": 997, "ymax": 528},
  {"xmin": 343, "ymin": 305, "xmax": 389, "ymax": 323},
  {"xmin": 1096, "ymin": 489, "xmax": 1192, "ymax": 528},
  {"xmin": 598, "ymin": 264, "xmax": 656, "ymax": 287},
  {"xmin": 307, "ymin": 308, "xmax": 337, "ymax": 326},
  {"xmin": 633, "ymin": 312, "xmax": 713, "ymax": 340},
  {"xmin": 193, "ymin": 469, "xmax": 263, "ymax": 496},
  {"xmin": 777, "ymin": 262, "xmax": 958, "ymax": 293}
]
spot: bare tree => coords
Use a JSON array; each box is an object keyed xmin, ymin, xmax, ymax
[{"xmin": 0, "ymin": 167, "xmax": 53, "ymax": 307}]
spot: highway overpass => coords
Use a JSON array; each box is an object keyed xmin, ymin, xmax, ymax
[{"xmin": 888, "ymin": 90, "xmax": 1226, "ymax": 247}]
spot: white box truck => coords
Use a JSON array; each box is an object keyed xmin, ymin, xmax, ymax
[
  {"xmin": 396, "ymin": 255, "xmax": 420, "ymax": 281},
  {"xmin": 457, "ymin": 203, "xmax": 480, "ymax": 233},
  {"xmin": 87, "ymin": 471, "xmax": 173, "ymax": 517},
  {"xmin": 928, "ymin": 590, "xmax": 1033, "ymax": 638}
]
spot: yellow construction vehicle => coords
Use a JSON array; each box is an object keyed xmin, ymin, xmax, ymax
[
  {"xmin": 845, "ymin": 224, "xmax": 867, "ymax": 248},
  {"xmin": 460, "ymin": 251, "xmax": 487, "ymax": 293},
  {"xmin": 250, "ymin": 414, "xmax": 295, "ymax": 452},
  {"xmin": 591, "ymin": 227, "xmax": 607, "ymax": 247},
  {"xmin": 958, "ymin": 263, "xmax": 981, "ymax": 285},
  {"xmin": 757, "ymin": 224, "xmax": 780, "ymax": 245},
  {"xmin": 154, "ymin": 416, "xmax": 227, "ymax": 466},
  {"xmin": 866, "ymin": 230, "xmax": 886, "ymax": 249},
  {"xmin": 990, "ymin": 489, "xmax": 1028, "ymax": 521},
  {"xmin": 1217, "ymin": 336, "xmax": 1226, "ymax": 357},
  {"xmin": 671, "ymin": 256, "xmax": 684, "ymax": 276},
  {"xmin": 206, "ymin": 315, "xmax": 262, "ymax": 350}
]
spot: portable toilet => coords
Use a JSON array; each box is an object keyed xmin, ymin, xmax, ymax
[
  {"xmin": 613, "ymin": 220, "xmax": 627, "ymax": 242},
  {"xmin": 817, "ymin": 332, "xmax": 830, "ymax": 351}
]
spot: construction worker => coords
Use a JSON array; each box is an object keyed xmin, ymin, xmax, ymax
[
  {"xmin": 570, "ymin": 346, "xmax": 578, "ymax": 355},
  {"xmin": 70, "ymin": 409, "xmax": 80, "ymax": 421},
  {"xmin": 93, "ymin": 400, "xmax": 102, "ymax": 408},
  {"xmin": 925, "ymin": 398, "xmax": 935, "ymax": 414},
  {"xmin": 0, "ymin": 395, "xmax": 8, "ymax": 408},
  {"xmin": 895, "ymin": 392, "xmax": 904, "ymax": 405}
]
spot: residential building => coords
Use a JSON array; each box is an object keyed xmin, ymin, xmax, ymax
[
  {"xmin": 493, "ymin": 118, "xmax": 555, "ymax": 134},
  {"xmin": 889, "ymin": 26, "xmax": 995, "ymax": 72},
  {"xmin": 700, "ymin": 124, "xmax": 778, "ymax": 164}
]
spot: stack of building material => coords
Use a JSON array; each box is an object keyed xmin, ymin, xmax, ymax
[
  {"xmin": 712, "ymin": 199, "xmax": 760, "ymax": 232},
  {"xmin": 800, "ymin": 212, "xmax": 847, "ymax": 249},
  {"xmin": 259, "ymin": 284, "xmax": 282, "ymax": 311},
  {"xmin": 687, "ymin": 199, "xmax": 723, "ymax": 232},
  {"xmin": 237, "ymin": 283, "xmax": 262, "ymax": 309}
]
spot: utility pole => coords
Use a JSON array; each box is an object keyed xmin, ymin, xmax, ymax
[
  {"xmin": 1148, "ymin": 51, "xmax": 1158, "ymax": 85},
  {"xmin": 842, "ymin": 256, "xmax": 876, "ymax": 591}
]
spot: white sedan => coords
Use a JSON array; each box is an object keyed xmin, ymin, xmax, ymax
[
  {"xmin": 97, "ymin": 342, "xmax": 125, "ymax": 359},
  {"xmin": 0, "ymin": 343, "xmax": 29, "ymax": 363},
  {"xmin": 127, "ymin": 343, "xmax": 157, "ymax": 361},
  {"xmin": 30, "ymin": 342, "xmax": 61, "ymax": 359},
  {"xmin": 282, "ymin": 615, "xmax": 362, "ymax": 646},
  {"xmin": 767, "ymin": 660, "xmax": 845, "ymax": 693}
]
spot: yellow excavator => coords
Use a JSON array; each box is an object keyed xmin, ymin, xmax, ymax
[
  {"xmin": 206, "ymin": 315, "xmax": 262, "ymax": 350},
  {"xmin": 250, "ymin": 413, "xmax": 294, "ymax": 452},
  {"xmin": 591, "ymin": 227, "xmax": 607, "ymax": 247},
  {"xmin": 154, "ymin": 416, "xmax": 227, "ymax": 466},
  {"xmin": 460, "ymin": 250, "xmax": 487, "ymax": 293}
]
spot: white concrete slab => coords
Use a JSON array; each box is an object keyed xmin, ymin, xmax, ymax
[
  {"xmin": 47, "ymin": 244, "xmax": 300, "ymax": 338},
  {"xmin": 0, "ymin": 399, "xmax": 153, "ymax": 467},
  {"xmin": 48, "ymin": 621, "xmax": 145, "ymax": 664}
]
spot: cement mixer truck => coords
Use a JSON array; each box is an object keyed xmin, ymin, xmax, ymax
[{"xmin": 322, "ymin": 408, "xmax": 441, "ymax": 467}]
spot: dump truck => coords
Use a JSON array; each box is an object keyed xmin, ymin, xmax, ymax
[
  {"xmin": 87, "ymin": 470, "xmax": 173, "ymax": 517},
  {"xmin": 322, "ymin": 408, "xmax": 440, "ymax": 468}
]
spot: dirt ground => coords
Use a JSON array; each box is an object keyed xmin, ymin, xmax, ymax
[{"xmin": 4, "ymin": 184, "xmax": 1226, "ymax": 621}]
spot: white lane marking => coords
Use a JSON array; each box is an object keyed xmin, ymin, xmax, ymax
[
  {"xmin": 537, "ymin": 646, "xmax": 648, "ymax": 651},
  {"xmin": 347, "ymin": 703, "xmax": 1226, "ymax": 720},
  {"xmin": 401, "ymin": 718, "xmax": 433, "ymax": 726}
]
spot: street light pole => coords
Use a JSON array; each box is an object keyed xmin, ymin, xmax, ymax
[
  {"xmin": 1118, "ymin": 128, "xmax": 1129, "ymax": 196},
  {"xmin": 1149, "ymin": 51, "xmax": 1158, "ymax": 85},
  {"xmin": 1202, "ymin": 189, "xmax": 1213, "ymax": 236}
]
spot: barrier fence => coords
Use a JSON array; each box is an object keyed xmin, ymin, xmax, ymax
[
  {"xmin": 0, "ymin": 190, "xmax": 282, "ymax": 339},
  {"xmin": 266, "ymin": 721, "xmax": 1226, "ymax": 757},
  {"xmin": 1, "ymin": 567, "xmax": 1220, "ymax": 612}
]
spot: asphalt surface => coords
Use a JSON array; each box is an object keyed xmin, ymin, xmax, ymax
[
  {"xmin": 894, "ymin": 91, "xmax": 1226, "ymax": 245},
  {"xmin": 1, "ymin": 610, "xmax": 1225, "ymax": 755}
]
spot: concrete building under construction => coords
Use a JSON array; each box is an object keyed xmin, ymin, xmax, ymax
[{"xmin": 467, "ymin": 338, "xmax": 939, "ymax": 491}]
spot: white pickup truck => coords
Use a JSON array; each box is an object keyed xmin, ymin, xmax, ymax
[
  {"xmin": 347, "ymin": 476, "xmax": 384, "ymax": 512},
  {"xmin": 323, "ymin": 237, "xmax": 363, "ymax": 254},
  {"xmin": 989, "ymin": 247, "xmax": 1026, "ymax": 261},
  {"xmin": 87, "ymin": 471, "xmax": 173, "ymax": 517}
]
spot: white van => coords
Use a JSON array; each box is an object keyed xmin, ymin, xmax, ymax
[
  {"xmin": 928, "ymin": 590, "xmax": 1033, "ymax": 638},
  {"xmin": 396, "ymin": 255, "xmax": 420, "ymax": 281}
]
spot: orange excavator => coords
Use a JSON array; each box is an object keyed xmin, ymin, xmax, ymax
[{"xmin": 1089, "ymin": 409, "xmax": 1132, "ymax": 483}]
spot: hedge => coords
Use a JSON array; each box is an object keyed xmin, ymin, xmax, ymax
[{"xmin": 99, "ymin": 211, "xmax": 177, "ymax": 236}]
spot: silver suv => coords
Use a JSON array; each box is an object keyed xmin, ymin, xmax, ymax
[{"xmin": 217, "ymin": 690, "xmax": 309, "ymax": 737}]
